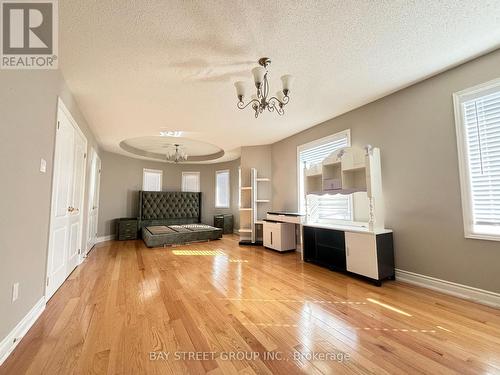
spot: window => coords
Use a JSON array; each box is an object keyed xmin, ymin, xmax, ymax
[
  {"xmin": 297, "ymin": 130, "xmax": 351, "ymax": 222},
  {"xmin": 215, "ymin": 170, "xmax": 230, "ymax": 208},
  {"xmin": 143, "ymin": 169, "xmax": 162, "ymax": 191},
  {"xmin": 182, "ymin": 172, "xmax": 200, "ymax": 192},
  {"xmin": 454, "ymin": 79, "xmax": 500, "ymax": 240}
]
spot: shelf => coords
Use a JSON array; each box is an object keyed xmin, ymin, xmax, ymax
[
  {"xmin": 239, "ymin": 228, "xmax": 252, "ymax": 233},
  {"xmin": 255, "ymin": 220, "xmax": 264, "ymax": 225},
  {"xmin": 256, "ymin": 199, "xmax": 270, "ymax": 203},
  {"xmin": 239, "ymin": 208, "xmax": 252, "ymax": 211},
  {"xmin": 241, "ymin": 186, "xmax": 252, "ymax": 190},
  {"xmin": 256, "ymin": 178, "xmax": 270, "ymax": 182}
]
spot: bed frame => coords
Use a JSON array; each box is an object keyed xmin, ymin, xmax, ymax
[{"xmin": 138, "ymin": 191, "xmax": 222, "ymax": 247}]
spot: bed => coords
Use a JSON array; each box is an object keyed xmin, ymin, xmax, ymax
[{"xmin": 139, "ymin": 191, "xmax": 222, "ymax": 248}]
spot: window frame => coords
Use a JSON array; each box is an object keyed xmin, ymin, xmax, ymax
[
  {"xmin": 181, "ymin": 171, "xmax": 200, "ymax": 192},
  {"xmin": 215, "ymin": 169, "xmax": 230, "ymax": 208},
  {"xmin": 142, "ymin": 168, "xmax": 163, "ymax": 191},
  {"xmin": 296, "ymin": 129, "xmax": 351, "ymax": 214},
  {"xmin": 453, "ymin": 78, "xmax": 500, "ymax": 241}
]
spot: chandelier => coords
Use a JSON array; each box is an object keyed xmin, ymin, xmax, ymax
[
  {"xmin": 234, "ymin": 57, "xmax": 294, "ymax": 118},
  {"xmin": 165, "ymin": 144, "xmax": 188, "ymax": 163}
]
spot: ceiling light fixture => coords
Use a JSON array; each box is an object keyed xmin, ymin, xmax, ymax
[
  {"xmin": 234, "ymin": 57, "xmax": 294, "ymax": 118},
  {"xmin": 165, "ymin": 144, "xmax": 188, "ymax": 163}
]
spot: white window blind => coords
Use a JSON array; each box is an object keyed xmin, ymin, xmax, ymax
[
  {"xmin": 298, "ymin": 131, "xmax": 351, "ymax": 221},
  {"xmin": 215, "ymin": 170, "xmax": 230, "ymax": 208},
  {"xmin": 182, "ymin": 172, "xmax": 200, "ymax": 192},
  {"xmin": 143, "ymin": 169, "xmax": 162, "ymax": 191},
  {"xmin": 457, "ymin": 85, "xmax": 500, "ymax": 239}
]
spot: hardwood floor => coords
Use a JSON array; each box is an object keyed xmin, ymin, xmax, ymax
[{"xmin": 1, "ymin": 235, "xmax": 500, "ymax": 374}]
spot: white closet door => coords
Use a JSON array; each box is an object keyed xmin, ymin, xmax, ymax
[{"xmin": 46, "ymin": 103, "xmax": 87, "ymax": 300}]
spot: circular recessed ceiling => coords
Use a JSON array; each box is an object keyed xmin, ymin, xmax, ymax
[{"xmin": 120, "ymin": 136, "xmax": 225, "ymax": 162}]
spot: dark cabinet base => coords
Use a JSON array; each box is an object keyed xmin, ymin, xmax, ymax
[{"xmin": 303, "ymin": 225, "xmax": 395, "ymax": 286}]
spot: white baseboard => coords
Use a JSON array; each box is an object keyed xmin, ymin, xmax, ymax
[
  {"xmin": 0, "ymin": 297, "xmax": 46, "ymax": 366},
  {"xmin": 96, "ymin": 234, "xmax": 115, "ymax": 243},
  {"xmin": 395, "ymin": 269, "xmax": 500, "ymax": 308}
]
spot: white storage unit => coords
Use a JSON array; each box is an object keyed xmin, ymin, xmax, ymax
[
  {"xmin": 263, "ymin": 221, "xmax": 296, "ymax": 251},
  {"xmin": 239, "ymin": 168, "xmax": 272, "ymax": 245}
]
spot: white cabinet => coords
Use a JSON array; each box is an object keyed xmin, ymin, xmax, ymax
[
  {"xmin": 263, "ymin": 221, "xmax": 296, "ymax": 251},
  {"xmin": 345, "ymin": 232, "xmax": 379, "ymax": 279}
]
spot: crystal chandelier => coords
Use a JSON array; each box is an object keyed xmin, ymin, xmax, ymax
[
  {"xmin": 165, "ymin": 144, "xmax": 188, "ymax": 163},
  {"xmin": 234, "ymin": 57, "xmax": 294, "ymax": 118}
]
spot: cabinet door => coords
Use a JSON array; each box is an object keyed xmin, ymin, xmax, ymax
[
  {"xmin": 263, "ymin": 223, "xmax": 272, "ymax": 248},
  {"xmin": 345, "ymin": 232, "xmax": 378, "ymax": 279},
  {"xmin": 303, "ymin": 226, "xmax": 316, "ymax": 260}
]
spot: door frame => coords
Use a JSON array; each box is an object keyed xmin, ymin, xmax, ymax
[
  {"xmin": 45, "ymin": 97, "xmax": 88, "ymax": 300},
  {"xmin": 85, "ymin": 147, "xmax": 101, "ymax": 254}
]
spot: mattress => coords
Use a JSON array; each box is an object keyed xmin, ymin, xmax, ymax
[{"xmin": 142, "ymin": 224, "xmax": 222, "ymax": 248}]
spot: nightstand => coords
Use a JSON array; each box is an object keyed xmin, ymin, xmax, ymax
[{"xmin": 116, "ymin": 218, "xmax": 138, "ymax": 240}]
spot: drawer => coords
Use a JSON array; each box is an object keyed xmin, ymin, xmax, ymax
[{"xmin": 266, "ymin": 214, "xmax": 303, "ymax": 224}]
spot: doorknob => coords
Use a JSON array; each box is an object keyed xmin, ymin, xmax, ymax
[{"xmin": 67, "ymin": 206, "xmax": 74, "ymax": 212}]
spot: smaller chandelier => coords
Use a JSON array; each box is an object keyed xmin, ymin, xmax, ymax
[
  {"xmin": 166, "ymin": 144, "xmax": 188, "ymax": 163},
  {"xmin": 234, "ymin": 57, "xmax": 294, "ymax": 118}
]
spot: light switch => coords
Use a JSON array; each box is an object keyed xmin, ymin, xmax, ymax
[{"xmin": 40, "ymin": 158, "xmax": 47, "ymax": 173}]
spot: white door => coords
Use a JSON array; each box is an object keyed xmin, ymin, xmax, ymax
[
  {"xmin": 46, "ymin": 102, "xmax": 87, "ymax": 300},
  {"xmin": 345, "ymin": 232, "xmax": 378, "ymax": 279},
  {"xmin": 86, "ymin": 149, "xmax": 101, "ymax": 253}
]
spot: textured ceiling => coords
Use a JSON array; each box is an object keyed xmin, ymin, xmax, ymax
[{"xmin": 59, "ymin": 0, "xmax": 500, "ymax": 163}]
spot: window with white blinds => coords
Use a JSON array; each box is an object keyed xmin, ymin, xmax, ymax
[
  {"xmin": 143, "ymin": 169, "xmax": 162, "ymax": 191},
  {"xmin": 454, "ymin": 80, "xmax": 500, "ymax": 240},
  {"xmin": 297, "ymin": 130, "xmax": 351, "ymax": 221},
  {"xmin": 182, "ymin": 172, "xmax": 200, "ymax": 192},
  {"xmin": 215, "ymin": 170, "xmax": 230, "ymax": 208}
]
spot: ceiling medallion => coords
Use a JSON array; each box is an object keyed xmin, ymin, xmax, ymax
[
  {"xmin": 234, "ymin": 57, "xmax": 294, "ymax": 118},
  {"xmin": 165, "ymin": 144, "xmax": 188, "ymax": 163}
]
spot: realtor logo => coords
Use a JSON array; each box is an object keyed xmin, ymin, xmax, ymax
[{"xmin": 1, "ymin": 0, "xmax": 58, "ymax": 69}]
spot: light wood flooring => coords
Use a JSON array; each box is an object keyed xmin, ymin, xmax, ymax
[{"xmin": 1, "ymin": 235, "xmax": 500, "ymax": 374}]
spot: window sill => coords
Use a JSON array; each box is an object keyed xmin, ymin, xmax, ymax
[{"xmin": 465, "ymin": 233, "xmax": 500, "ymax": 242}]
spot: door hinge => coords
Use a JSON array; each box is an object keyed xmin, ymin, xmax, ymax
[
  {"xmin": 78, "ymin": 248, "xmax": 81, "ymax": 255},
  {"xmin": 46, "ymin": 277, "xmax": 49, "ymax": 286},
  {"xmin": 57, "ymin": 121, "xmax": 60, "ymax": 130},
  {"xmin": 84, "ymin": 153, "xmax": 87, "ymax": 159},
  {"xmin": 99, "ymin": 169, "xmax": 101, "ymax": 173}
]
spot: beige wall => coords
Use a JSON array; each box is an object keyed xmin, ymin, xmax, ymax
[
  {"xmin": 272, "ymin": 48, "xmax": 500, "ymax": 293},
  {"xmin": 98, "ymin": 151, "xmax": 240, "ymax": 236},
  {"xmin": 0, "ymin": 70, "xmax": 100, "ymax": 341}
]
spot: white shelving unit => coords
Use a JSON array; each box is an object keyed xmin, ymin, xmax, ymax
[
  {"xmin": 304, "ymin": 146, "xmax": 385, "ymax": 231},
  {"xmin": 239, "ymin": 168, "xmax": 271, "ymax": 245}
]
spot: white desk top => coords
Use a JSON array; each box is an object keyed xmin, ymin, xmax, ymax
[{"xmin": 303, "ymin": 221, "xmax": 392, "ymax": 235}]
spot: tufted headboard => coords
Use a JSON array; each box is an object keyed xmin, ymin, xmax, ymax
[{"xmin": 138, "ymin": 191, "xmax": 202, "ymax": 229}]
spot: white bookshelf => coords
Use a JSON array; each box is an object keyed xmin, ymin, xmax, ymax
[{"xmin": 239, "ymin": 168, "xmax": 271, "ymax": 244}]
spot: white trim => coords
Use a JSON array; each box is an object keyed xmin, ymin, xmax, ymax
[
  {"xmin": 296, "ymin": 129, "xmax": 351, "ymax": 214},
  {"xmin": 453, "ymin": 78, "xmax": 500, "ymax": 242},
  {"xmin": 96, "ymin": 235, "xmax": 115, "ymax": 243},
  {"xmin": 0, "ymin": 297, "xmax": 46, "ymax": 366},
  {"xmin": 215, "ymin": 169, "xmax": 231, "ymax": 208},
  {"xmin": 395, "ymin": 269, "xmax": 500, "ymax": 308}
]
